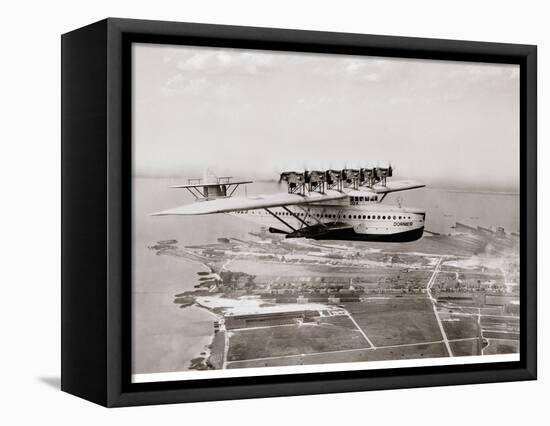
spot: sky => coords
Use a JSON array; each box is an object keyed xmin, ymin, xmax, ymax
[{"xmin": 132, "ymin": 43, "xmax": 520, "ymax": 191}]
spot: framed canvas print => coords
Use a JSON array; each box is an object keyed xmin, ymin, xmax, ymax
[{"xmin": 61, "ymin": 18, "xmax": 537, "ymax": 407}]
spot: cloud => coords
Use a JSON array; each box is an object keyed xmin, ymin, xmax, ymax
[
  {"xmin": 175, "ymin": 49, "xmax": 275, "ymax": 75},
  {"xmin": 160, "ymin": 75, "xmax": 209, "ymax": 96}
]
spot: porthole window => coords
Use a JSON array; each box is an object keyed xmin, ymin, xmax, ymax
[
  {"xmin": 382, "ymin": 216, "xmax": 386, "ymax": 220},
  {"xmin": 377, "ymin": 215, "xmax": 381, "ymax": 219},
  {"xmin": 367, "ymin": 215, "xmax": 371, "ymax": 219},
  {"xmin": 363, "ymin": 215, "xmax": 366, "ymax": 219},
  {"xmin": 393, "ymin": 216, "xmax": 396, "ymax": 220}
]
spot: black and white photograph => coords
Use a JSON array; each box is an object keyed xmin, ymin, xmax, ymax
[
  {"xmin": 131, "ymin": 43, "xmax": 521, "ymax": 383},
  {"xmin": 2, "ymin": 0, "xmax": 545, "ymax": 421}
]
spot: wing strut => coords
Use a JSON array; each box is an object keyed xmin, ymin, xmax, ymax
[
  {"xmin": 264, "ymin": 208, "xmax": 296, "ymax": 232},
  {"xmin": 282, "ymin": 206, "xmax": 309, "ymax": 228},
  {"xmin": 296, "ymin": 205, "xmax": 328, "ymax": 229}
]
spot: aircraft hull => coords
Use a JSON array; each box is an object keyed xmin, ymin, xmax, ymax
[
  {"xmin": 301, "ymin": 225, "xmax": 424, "ymax": 242},
  {"xmin": 230, "ymin": 204, "xmax": 425, "ymax": 243}
]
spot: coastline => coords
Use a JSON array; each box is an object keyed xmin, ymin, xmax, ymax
[{"xmin": 186, "ymin": 301, "xmax": 225, "ymax": 370}]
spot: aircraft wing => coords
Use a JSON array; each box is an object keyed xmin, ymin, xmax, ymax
[
  {"xmin": 370, "ymin": 180, "xmax": 425, "ymax": 194},
  {"xmin": 152, "ymin": 190, "xmax": 347, "ymax": 216}
]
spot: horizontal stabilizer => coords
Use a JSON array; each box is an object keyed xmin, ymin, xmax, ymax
[
  {"xmin": 169, "ymin": 180, "xmax": 253, "ymax": 189},
  {"xmin": 152, "ymin": 190, "xmax": 347, "ymax": 216}
]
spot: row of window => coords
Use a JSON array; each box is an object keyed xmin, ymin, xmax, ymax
[
  {"xmin": 235, "ymin": 210, "xmax": 412, "ymax": 220},
  {"xmin": 350, "ymin": 196, "xmax": 378, "ymax": 202}
]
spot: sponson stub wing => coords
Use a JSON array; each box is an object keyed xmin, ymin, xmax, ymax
[
  {"xmin": 369, "ymin": 179, "xmax": 425, "ymax": 194},
  {"xmin": 151, "ymin": 190, "xmax": 347, "ymax": 216}
]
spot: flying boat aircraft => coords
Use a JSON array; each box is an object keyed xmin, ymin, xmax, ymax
[{"xmin": 152, "ymin": 167, "xmax": 426, "ymax": 242}]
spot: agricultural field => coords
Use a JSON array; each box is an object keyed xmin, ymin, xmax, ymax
[
  {"xmin": 481, "ymin": 315, "xmax": 519, "ymax": 332},
  {"xmin": 344, "ymin": 298, "xmax": 442, "ymax": 346},
  {"xmin": 450, "ymin": 339, "xmax": 481, "ymax": 356},
  {"xmin": 227, "ymin": 322, "xmax": 369, "ymax": 362},
  {"xmin": 441, "ymin": 314, "xmax": 479, "ymax": 340},
  {"xmin": 483, "ymin": 339, "xmax": 519, "ymax": 355},
  {"xmin": 226, "ymin": 342, "xmax": 449, "ymax": 369}
]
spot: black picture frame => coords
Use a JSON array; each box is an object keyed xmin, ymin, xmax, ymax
[{"xmin": 61, "ymin": 17, "xmax": 537, "ymax": 407}]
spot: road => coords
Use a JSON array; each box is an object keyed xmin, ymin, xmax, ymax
[
  {"xmin": 345, "ymin": 311, "xmax": 377, "ymax": 349},
  {"xmin": 426, "ymin": 258, "xmax": 454, "ymax": 357}
]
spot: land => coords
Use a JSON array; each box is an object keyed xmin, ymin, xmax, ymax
[{"xmin": 150, "ymin": 223, "xmax": 519, "ymax": 371}]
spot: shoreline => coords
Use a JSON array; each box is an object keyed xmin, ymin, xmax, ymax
[{"xmin": 186, "ymin": 301, "xmax": 225, "ymax": 371}]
